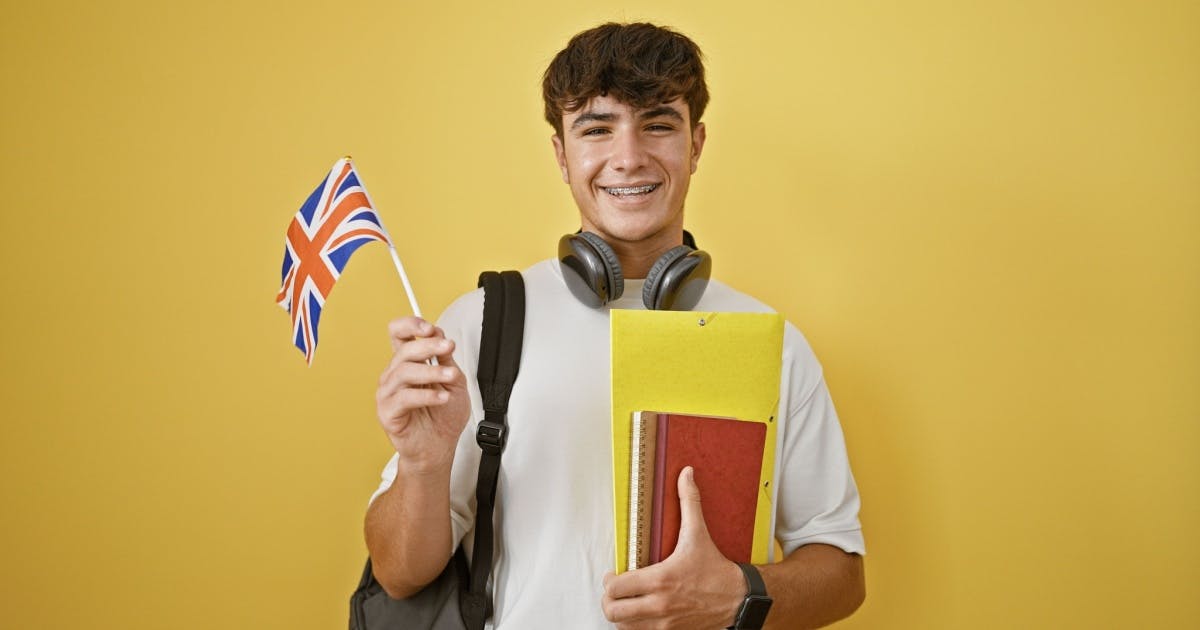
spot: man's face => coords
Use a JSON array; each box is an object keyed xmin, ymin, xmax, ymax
[{"xmin": 552, "ymin": 95, "xmax": 706, "ymax": 247}]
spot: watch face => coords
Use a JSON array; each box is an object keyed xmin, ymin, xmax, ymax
[{"xmin": 736, "ymin": 595, "xmax": 773, "ymax": 628}]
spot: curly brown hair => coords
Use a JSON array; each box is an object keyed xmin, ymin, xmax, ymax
[{"xmin": 542, "ymin": 22, "xmax": 709, "ymax": 136}]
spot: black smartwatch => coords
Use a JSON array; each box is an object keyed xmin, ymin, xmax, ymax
[{"xmin": 729, "ymin": 562, "xmax": 773, "ymax": 629}]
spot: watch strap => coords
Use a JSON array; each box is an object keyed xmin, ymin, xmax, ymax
[
  {"xmin": 737, "ymin": 562, "xmax": 767, "ymax": 597},
  {"xmin": 729, "ymin": 563, "xmax": 772, "ymax": 629}
]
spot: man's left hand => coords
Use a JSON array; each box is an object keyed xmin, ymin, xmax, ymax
[{"xmin": 601, "ymin": 466, "xmax": 746, "ymax": 629}]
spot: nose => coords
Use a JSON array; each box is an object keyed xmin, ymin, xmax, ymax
[{"xmin": 609, "ymin": 129, "xmax": 649, "ymax": 172}]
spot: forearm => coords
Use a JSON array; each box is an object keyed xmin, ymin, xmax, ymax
[
  {"xmin": 363, "ymin": 463, "xmax": 455, "ymax": 599},
  {"xmin": 759, "ymin": 543, "xmax": 865, "ymax": 629}
]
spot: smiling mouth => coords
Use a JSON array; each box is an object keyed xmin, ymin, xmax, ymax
[{"xmin": 602, "ymin": 184, "xmax": 660, "ymax": 197}]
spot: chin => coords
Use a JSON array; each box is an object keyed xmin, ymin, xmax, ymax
[
  {"xmin": 593, "ymin": 223, "xmax": 665, "ymax": 245},
  {"xmin": 589, "ymin": 213, "xmax": 680, "ymax": 244}
]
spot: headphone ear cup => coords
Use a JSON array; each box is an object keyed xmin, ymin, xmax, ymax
[
  {"xmin": 576, "ymin": 232, "xmax": 624, "ymax": 302},
  {"xmin": 642, "ymin": 246, "xmax": 691, "ymax": 309},
  {"xmin": 643, "ymin": 248, "xmax": 705, "ymax": 312},
  {"xmin": 558, "ymin": 232, "xmax": 624, "ymax": 306},
  {"xmin": 643, "ymin": 246, "xmax": 711, "ymax": 310}
]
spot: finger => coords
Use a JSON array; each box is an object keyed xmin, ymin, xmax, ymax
[
  {"xmin": 387, "ymin": 317, "xmax": 438, "ymax": 351},
  {"xmin": 674, "ymin": 466, "xmax": 710, "ymax": 549},
  {"xmin": 603, "ymin": 565, "xmax": 662, "ymax": 600},
  {"xmin": 376, "ymin": 363, "xmax": 454, "ymax": 403},
  {"xmin": 430, "ymin": 331, "xmax": 463, "ymax": 371},
  {"xmin": 394, "ymin": 387, "xmax": 451, "ymax": 412},
  {"xmin": 602, "ymin": 571, "xmax": 615, "ymax": 591},
  {"xmin": 378, "ymin": 388, "xmax": 451, "ymax": 421},
  {"xmin": 381, "ymin": 360, "xmax": 460, "ymax": 390},
  {"xmin": 391, "ymin": 336, "xmax": 455, "ymax": 366},
  {"xmin": 601, "ymin": 591, "xmax": 665, "ymax": 625}
]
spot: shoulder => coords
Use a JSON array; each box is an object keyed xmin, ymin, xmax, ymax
[
  {"xmin": 702, "ymin": 279, "xmax": 826, "ymax": 402},
  {"xmin": 520, "ymin": 258, "xmax": 568, "ymax": 295},
  {"xmin": 699, "ymin": 279, "xmax": 819, "ymax": 359},
  {"xmin": 436, "ymin": 260, "xmax": 562, "ymax": 330},
  {"xmin": 695, "ymin": 278, "xmax": 775, "ymax": 314},
  {"xmin": 437, "ymin": 285, "xmax": 484, "ymax": 332}
]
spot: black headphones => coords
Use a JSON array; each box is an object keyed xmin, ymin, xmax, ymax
[{"xmin": 558, "ymin": 230, "xmax": 712, "ymax": 310}]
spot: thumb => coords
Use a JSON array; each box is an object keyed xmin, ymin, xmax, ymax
[{"xmin": 676, "ymin": 466, "xmax": 711, "ymax": 547}]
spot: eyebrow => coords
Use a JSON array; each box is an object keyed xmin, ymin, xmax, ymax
[
  {"xmin": 570, "ymin": 111, "xmax": 617, "ymax": 130},
  {"xmin": 569, "ymin": 105, "xmax": 685, "ymax": 130},
  {"xmin": 638, "ymin": 106, "xmax": 684, "ymax": 122}
]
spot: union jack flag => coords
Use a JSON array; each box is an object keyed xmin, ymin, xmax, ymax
[{"xmin": 276, "ymin": 158, "xmax": 392, "ymax": 364}]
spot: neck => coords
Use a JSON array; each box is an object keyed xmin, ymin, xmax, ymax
[
  {"xmin": 611, "ymin": 239, "xmax": 680, "ymax": 279},
  {"xmin": 591, "ymin": 226, "xmax": 685, "ymax": 279},
  {"xmin": 578, "ymin": 209, "xmax": 689, "ymax": 277}
]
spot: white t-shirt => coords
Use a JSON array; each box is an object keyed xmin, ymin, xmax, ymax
[{"xmin": 372, "ymin": 259, "xmax": 864, "ymax": 629}]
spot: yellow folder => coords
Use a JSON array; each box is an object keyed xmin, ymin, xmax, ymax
[{"xmin": 611, "ymin": 310, "xmax": 784, "ymax": 573}]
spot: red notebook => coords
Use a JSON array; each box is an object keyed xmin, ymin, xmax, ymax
[{"xmin": 640, "ymin": 412, "xmax": 767, "ymax": 565}]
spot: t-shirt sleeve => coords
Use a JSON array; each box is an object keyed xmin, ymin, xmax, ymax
[{"xmin": 774, "ymin": 324, "xmax": 866, "ymax": 557}]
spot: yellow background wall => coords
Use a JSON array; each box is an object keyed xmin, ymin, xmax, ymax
[{"xmin": 1, "ymin": 1, "xmax": 1196, "ymax": 627}]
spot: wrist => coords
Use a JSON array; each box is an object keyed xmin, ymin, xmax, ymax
[
  {"xmin": 726, "ymin": 560, "xmax": 747, "ymax": 615},
  {"xmin": 728, "ymin": 563, "xmax": 773, "ymax": 630},
  {"xmin": 394, "ymin": 449, "xmax": 455, "ymax": 481},
  {"xmin": 394, "ymin": 462, "xmax": 454, "ymax": 486},
  {"xmin": 390, "ymin": 435, "xmax": 457, "ymax": 476}
]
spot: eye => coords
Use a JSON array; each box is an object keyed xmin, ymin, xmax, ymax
[
  {"xmin": 645, "ymin": 123, "xmax": 675, "ymax": 133},
  {"xmin": 581, "ymin": 127, "xmax": 610, "ymax": 137}
]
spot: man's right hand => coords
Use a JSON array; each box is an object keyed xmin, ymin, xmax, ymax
[{"xmin": 375, "ymin": 317, "xmax": 470, "ymax": 475}]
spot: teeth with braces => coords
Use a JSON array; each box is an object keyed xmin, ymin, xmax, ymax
[{"xmin": 605, "ymin": 184, "xmax": 659, "ymax": 196}]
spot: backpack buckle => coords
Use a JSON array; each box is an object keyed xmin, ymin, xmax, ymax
[{"xmin": 476, "ymin": 414, "xmax": 507, "ymax": 455}]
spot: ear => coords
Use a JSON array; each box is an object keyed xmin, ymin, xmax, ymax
[
  {"xmin": 551, "ymin": 134, "xmax": 569, "ymax": 183},
  {"xmin": 689, "ymin": 122, "xmax": 707, "ymax": 174}
]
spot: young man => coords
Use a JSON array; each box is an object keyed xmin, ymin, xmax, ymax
[{"xmin": 366, "ymin": 23, "xmax": 865, "ymax": 629}]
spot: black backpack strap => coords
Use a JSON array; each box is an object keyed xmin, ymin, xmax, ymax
[{"xmin": 460, "ymin": 270, "xmax": 525, "ymax": 630}]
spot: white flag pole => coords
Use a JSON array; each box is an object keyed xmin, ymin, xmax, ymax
[
  {"xmin": 345, "ymin": 156, "xmax": 438, "ymax": 365},
  {"xmin": 387, "ymin": 244, "xmax": 424, "ymax": 320},
  {"xmin": 343, "ymin": 156, "xmax": 425, "ymax": 318}
]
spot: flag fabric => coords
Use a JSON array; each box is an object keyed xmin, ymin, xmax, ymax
[{"xmin": 276, "ymin": 158, "xmax": 392, "ymax": 364}]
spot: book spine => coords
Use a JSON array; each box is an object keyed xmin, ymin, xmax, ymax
[
  {"xmin": 638, "ymin": 413, "xmax": 657, "ymax": 568},
  {"xmin": 627, "ymin": 413, "xmax": 645, "ymax": 570},
  {"xmin": 649, "ymin": 413, "xmax": 670, "ymax": 563}
]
